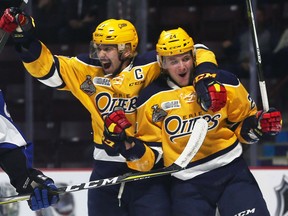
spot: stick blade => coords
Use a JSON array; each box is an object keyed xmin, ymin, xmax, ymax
[
  {"xmin": 0, "ymin": 119, "xmax": 208, "ymax": 205},
  {"xmin": 174, "ymin": 118, "xmax": 208, "ymax": 168}
]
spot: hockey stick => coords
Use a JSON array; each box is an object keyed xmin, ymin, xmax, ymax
[
  {"xmin": 0, "ymin": 0, "xmax": 28, "ymax": 53},
  {"xmin": 245, "ymin": 0, "xmax": 269, "ymax": 112},
  {"xmin": 0, "ymin": 118, "xmax": 208, "ymax": 205}
]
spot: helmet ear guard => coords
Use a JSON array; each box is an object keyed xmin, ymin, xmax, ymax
[
  {"xmin": 119, "ymin": 43, "xmax": 136, "ymax": 60},
  {"xmin": 117, "ymin": 43, "xmax": 126, "ymax": 52},
  {"xmin": 156, "ymin": 54, "xmax": 162, "ymax": 67},
  {"xmin": 156, "ymin": 55, "xmax": 168, "ymax": 70}
]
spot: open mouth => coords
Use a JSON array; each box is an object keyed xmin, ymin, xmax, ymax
[
  {"xmin": 103, "ymin": 62, "xmax": 111, "ymax": 69},
  {"xmin": 100, "ymin": 59, "xmax": 112, "ymax": 70},
  {"xmin": 179, "ymin": 72, "xmax": 187, "ymax": 77}
]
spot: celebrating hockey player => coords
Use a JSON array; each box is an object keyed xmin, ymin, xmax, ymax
[
  {"xmin": 102, "ymin": 28, "xmax": 282, "ymax": 216},
  {"xmin": 0, "ymin": 90, "xmax": 59, "ymax": 211},
  {"xmin": 0, "ymin": 7, "xmax": 226, "ymax": 216}
]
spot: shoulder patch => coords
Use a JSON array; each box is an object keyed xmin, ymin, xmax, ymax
[
  {"xmin": 80, "ymin": 75, "xmax": 96, "ymax": 96},
  {"xmin": 151, "ymin": 104, "xmax": 167, "ymax": 122}
]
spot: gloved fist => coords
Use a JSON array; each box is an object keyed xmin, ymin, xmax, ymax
[
  {"xmin": 194, "ymin": 77, "xmax": 227, "ymax": 112},
  {"xmin": 254, "ymin": 108, "xmax": 282, "ymax": 137},
  {"xmin": 0, "ymin": 7, "xmax": 26, "ymax": 33},
  {"xmin": 102, "ymin": 107, "xmax": 132, "ymax": 156},
  {"xmin": 16, "ymin": 169, "xmax": 59, "ymax": 211}
]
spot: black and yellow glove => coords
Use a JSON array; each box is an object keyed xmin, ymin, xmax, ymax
[{"xmin": 194, "ymin": 74, "xmax": 227, "ymax": 112}]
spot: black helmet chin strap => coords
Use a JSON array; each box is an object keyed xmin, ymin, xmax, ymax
[
  {"xmin": 112, "ymin": 52, "xmax": 132, "ymax": 77},
  {"xmin": 188, "ymin": 67, "xmax": 196, "ymax": 85},
  {"xmin": 160, "ymin": 69, "xmax": 179, "ymax": 88},
  {"xmin": 112, "ymin": 61, "xmax": 124, "ymax": 77}
]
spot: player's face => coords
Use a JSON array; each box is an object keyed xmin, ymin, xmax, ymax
[
  {"xmin": 96, "ymin": 45, "xmax": 122, "ymax": 75},
  {"xmin": 164, "ymin": 52, "xmax": 193, "ymax": 87}
]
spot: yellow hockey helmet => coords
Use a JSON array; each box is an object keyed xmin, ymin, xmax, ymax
[
  {"xmin": 156, "ymin": 27, "xmax": 194, "ymax": 57},
  {"xmin": 92, "ymin": 19, "xmax": 138, "ymax": 53}
]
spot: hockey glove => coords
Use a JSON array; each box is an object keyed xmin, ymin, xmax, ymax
[
  {"xmin": 0, "ymin": 7, "xmax": 35, "ymax": 45},
  {"xmin": 241, "ymin": 108, "xmax": 282, "ymax": 143},
  {"xmin": 15, "ymin": 168, "xmax": 59, "ymax": 211},
  {"xmin": 254, "ymin": 108, "xmax": 282, "ymax": 137},
  {"xmin": 0, "ymin": 7, "xmax": 26, "ymax": 33},
  {"xmin": 194, "ymin": 76, "xmax": 227, "ymax": 112},
  {"xmin": 102, "ymin": 107, "xmax": 132, "ymax": 156}
]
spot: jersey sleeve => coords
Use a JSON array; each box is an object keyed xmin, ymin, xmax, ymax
[
  {"xmin": 0, "ymin": 147, "xmax": 30, "ymax": 188},
  {"xmin": 193, "ymin": 44, "xmax": 218, "ymax": 75},
  {"xmin": 125, "ymin": 93, "xmax": 164, "ymax": 171},
  {"xmin": 124, "ymin": 138, "xmax": 159, "ymax": 172},
  {"xmin": 18, "ymin": 40, "xmax": 97, "ymax": 91},
  {"xmin": 194, "ymin": 44, "xmax": 218, "ymax": 66},
  {"xmin": 19, "ymin": 40, "xmax": 67, "ymax": 89},
  {"xmin": 0, "ymin": 91, "xmax": 32, "ymax": 186},
  {"xmin": 0, "ymin": 91, "xmax": 29, "ymax": 150},
  {"xmin": 224, "ymin": 78, "xmax": 258, "ymax": 144}
]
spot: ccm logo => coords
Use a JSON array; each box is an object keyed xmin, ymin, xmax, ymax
[
  {"xmin": 194, "ymin": 73, "xmax": 216, "ymax": 83},
  {"xmin": 234, "ymin": 208, "xmax": 256, "ymax": 216}
]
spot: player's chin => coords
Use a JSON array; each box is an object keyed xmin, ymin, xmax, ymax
[
  {"xmin": 178, "ymin": 81, "xmax": 190, "ymax": 87},
  {"xmin": 103, "ymin": 67, "xmax": 114, "ymax": 75},
  {"xmin": 177, "ymin": 76, "xmax": 190, "ymax": 87}
]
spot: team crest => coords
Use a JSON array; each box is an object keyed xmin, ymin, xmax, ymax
[
  {"xmin": 151, "ymin": 104, "xmax": 167, "ymax": 122},
  {"xmin": 112, "ymin": 75, "xmax": 124, "ymax": 85},
  {"xmin": 180, "ymin": 92, "xmax": 197, "ymax": 103},
  {"xmin": 275, "ymin": 175, "xmax": 288, "ymax": 216},
  {"xmin": 80, "ymin": 75, "xmax": 96, "ymax": 96}
]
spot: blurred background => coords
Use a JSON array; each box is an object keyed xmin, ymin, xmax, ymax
[{"xmin": 0, "ymin": 0, "xmax": 288, "ymax": 168}]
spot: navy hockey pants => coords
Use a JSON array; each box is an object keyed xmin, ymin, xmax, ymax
[
  {"xmin": 88, "ymin": 160, "xmax": 171, "ymax": 216},
  {"xmin": 171, "ymin": 156, "xmax": 270, "ymax": 216}
]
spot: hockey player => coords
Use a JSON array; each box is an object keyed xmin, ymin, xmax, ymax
[
  {"xmin": 0, "ymin": 90, "xmax": 59, "ymax": 211},
  {"xmin": 102, "ymin": 28, "xmax": 282, "ymax": 216},
  {"xmin": 0, "ymin": 8, "xmax": 226, "ymax": 216}
]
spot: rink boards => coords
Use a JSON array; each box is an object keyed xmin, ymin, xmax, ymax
[{"xmin": 0, "ymin": 168, "xmax": 288, "ymax": 216}]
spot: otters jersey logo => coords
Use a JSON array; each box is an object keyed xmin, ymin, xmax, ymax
[
  {"xmin": 96, "ymin": 92, "xmax": 138, "ymax": 115},
  {"xmin": 164, "ymin": 114, "xmax": 220, "ymax": 142},
  {"xmin": 149, "ymin": 102, "xmax": 221, "ymax": 142}
]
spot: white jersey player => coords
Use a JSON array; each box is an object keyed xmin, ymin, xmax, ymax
[{"xmin": 0, "ymin": 90, "xmax": 59, "ymax": 211}]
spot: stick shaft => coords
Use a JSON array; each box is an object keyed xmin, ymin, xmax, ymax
[
  {"xmin": 0, "ymin": 119, "xmax": 208, "ymax": 205},
  {"xmin": 246, "ymin": 0, "xmax": 269, "ymax": 111}
]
